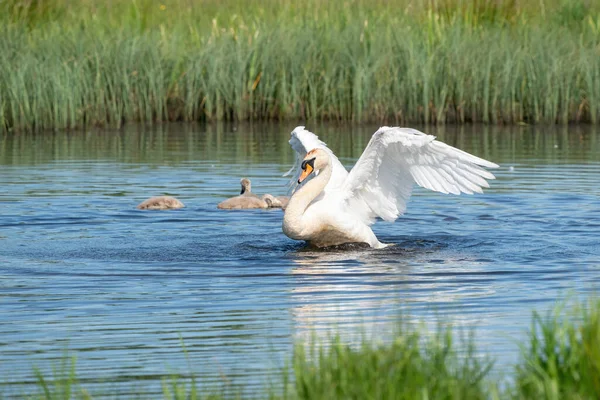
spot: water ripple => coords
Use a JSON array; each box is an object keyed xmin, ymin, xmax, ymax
[{"xmin": 0, "ymin": 125, "xmax": 599, "ymax": 396}]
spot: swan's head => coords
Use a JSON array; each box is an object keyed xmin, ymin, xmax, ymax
[
  {"xmin": 240, "ymin": 178, "xmax": 251, "ymax": 194},
  {"xmin": 298, "ymin": 148, "xmax": 329, "ymax": 184}
]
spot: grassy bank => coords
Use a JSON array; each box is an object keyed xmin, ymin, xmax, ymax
[
  {"xmin": 1, "ymin": 0, "xmax": 600, "ymax": 133},
  {"xmin": 6, "ymin": 299, "xmax": 599, "ymax": 399}
]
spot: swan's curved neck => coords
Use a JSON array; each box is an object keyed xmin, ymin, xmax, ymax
[{"xmin": 282, "ymin": 162, "xmax": 332, "ymax": 239}]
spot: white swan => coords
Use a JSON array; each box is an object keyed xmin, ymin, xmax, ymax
[{"xmin": 282, "ymin": 126, "xmax": 498, "ymax": 248}]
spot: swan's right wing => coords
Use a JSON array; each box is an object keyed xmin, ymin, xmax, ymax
[
  {"xmin": 284, "ymin": 126, "xmax": 348, "ymax": 193},
  {"xmin": 341, "ymin": 127, "xmax": 498, "ymax": 224}
]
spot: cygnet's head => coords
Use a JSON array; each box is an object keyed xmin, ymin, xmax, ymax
[
  {"xmin": 240, "ymin": 178, "xmax": 252, "ymax": 194},
  {"xmin": 262, "ymin": 193, "xmax": 283, "ymax": 208},
  {"xmin": 262, "ymin": 194, "xmax": 275, "ymax": 207},
  {"xmin": 298, "ymin": 148, "xmax": 329, "ymax": 184}
]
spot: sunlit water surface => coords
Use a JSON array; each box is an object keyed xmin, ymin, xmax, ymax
[{"xmin": 1, "ymin": 124, "xmax": 599, "ymax": 397}]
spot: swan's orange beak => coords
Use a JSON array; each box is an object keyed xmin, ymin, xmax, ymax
[{"xmin": 298, "ymin": 163, "xmax": 314, "ymax": 184}]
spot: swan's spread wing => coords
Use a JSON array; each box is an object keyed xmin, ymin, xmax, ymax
[
  {"xmin": 285, "ymin": 126, "xmax": 348, "ymax": 193},
  {"xmin": 342, "ymin": 127, "xmax": 498, "ymax": 224}
]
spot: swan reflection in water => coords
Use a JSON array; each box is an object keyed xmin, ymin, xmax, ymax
[{"xmin": 287, "ymin": 239, "xmax": 497, "ymax": 343}]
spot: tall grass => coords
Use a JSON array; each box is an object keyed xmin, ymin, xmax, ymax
[
  {"xmin": 8, "ymin": 298, "xmax": 600, "ymax": 399},
  {"xmin": 515, "ymin": 302, "xmax": 600, "ymax": 399},
  {"xmin": 1, "ymin": 0, "xmax": 600, "ymax": 133},
  {"xmin": 290, "ymin": 326, "xmax": 492, "ymax": 399}
]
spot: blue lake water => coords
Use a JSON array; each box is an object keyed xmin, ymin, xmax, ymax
[{"xmin": 1, "ymin": 123, "xmax": 599, "ymax": 397}]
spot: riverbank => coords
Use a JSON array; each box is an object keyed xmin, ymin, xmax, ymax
[
  {"xmin": 1, "ymin": 0, "xmax": 599, "ymax": 133},
  {"xmin": 8, "ymin": 298, "xmax": 600, "ymax": 399}
]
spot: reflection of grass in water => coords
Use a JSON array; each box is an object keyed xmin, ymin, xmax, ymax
[
  {"xmin": 1, "ymin": 124, "xmax": 598, "ymax": 168},
  {"xmin": 15, "ymin": 298, "xmax": 600, "ymax": 399},
  {"xmin": 2, "ymin": 0, "xmax": 600, "ymax": 133}
]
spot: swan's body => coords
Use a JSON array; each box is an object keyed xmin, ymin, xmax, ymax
[
  {"xmin": 217, "ymin": 178, "xmax": 270, "ymax": 209},
  {"xmin": 282, "ymin": 126, "xmax": 498, "ymax": 248},
  {"xmin": 137, "ymin": 196, "xmax": 185, "ymax": 210}
]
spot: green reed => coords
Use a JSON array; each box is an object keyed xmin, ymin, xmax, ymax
[
  {"xmin": 515, "ymin": 300, "xmax": 600, "ymax": 399},
  {"xmin": 1, "ymin": 0, "xmax": 599, "ymax": 133}
]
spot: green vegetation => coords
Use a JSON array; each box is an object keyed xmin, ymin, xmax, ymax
[
  {"xmin": 6, "ymin": 298, "xmax": 600, "ymax": 399},
  {"xmin": 289, "ymin": 327, "xmax": 492, "ymax": 400},
  {"xmin": 1, "ymin": 0, "xmax": 600, "ymax": 133},
  {"xmin": 515, "ymin": 302, "xmax": 600, "ymax": 399}
]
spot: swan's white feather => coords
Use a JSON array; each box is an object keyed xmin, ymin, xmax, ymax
[
  {"xmin": 341, "ymin": 127, "xmax": 498, "ymax": 225},
  {"xmin": 284, "ymin": 126, "xmax": 348, "ymax": 194},
  {"xmin": 284, "ymin": 126, "xmax": 327, "ymax": 177}
]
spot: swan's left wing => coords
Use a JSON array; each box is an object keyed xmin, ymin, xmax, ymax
[
  {"xmin": 283, "ymin": 126, "xmax": 328, "ymax": 180},
  {"xmin": 284, "ymin": 126, "xmax": 348, "ymax": 193},
  {"xmin": 341, "ymin": 127, "xmax": 498, "ymax": 224}
]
